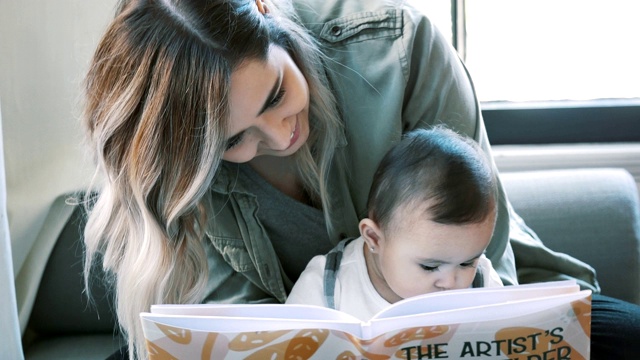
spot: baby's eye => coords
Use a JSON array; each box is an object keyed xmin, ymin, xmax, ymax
[
  {"xmin": 420, "ymin": 264, "xmax": 439, "ymax": 272},
  {"xmin": 460, "ymin": 261, "xmax": 477, "ymax": 268}
]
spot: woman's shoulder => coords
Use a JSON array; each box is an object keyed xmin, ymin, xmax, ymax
[
  {"xmin": 291, "ymin": 0, "xmax": 442, "ymax": 86},
  {"xmin": 292, "ymin": 0, "xmax": 428, "ymax": 39}
]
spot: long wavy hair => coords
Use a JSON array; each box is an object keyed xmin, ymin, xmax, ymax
[{"xmin": 81, "ymin": 0, "xmax": 342, "ymax": 358}]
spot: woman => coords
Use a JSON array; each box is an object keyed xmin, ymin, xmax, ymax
[{"xmin": 82, "ymin": 0, "xmax": 637, "ymax": 359}]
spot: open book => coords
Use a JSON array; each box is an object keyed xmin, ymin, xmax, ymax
[{"xmin": 141, "ymin": 280, "xmax": 591, "ymax": 359}]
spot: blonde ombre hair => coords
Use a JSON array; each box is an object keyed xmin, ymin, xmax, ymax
[{"xmin": 81, "ymin": 0, "xmax": 342, "ymax": 358}]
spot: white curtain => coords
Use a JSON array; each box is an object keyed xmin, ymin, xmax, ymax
[{"xmin": 0, "ymin": 101, "xmax": 24, "ymax": 359}]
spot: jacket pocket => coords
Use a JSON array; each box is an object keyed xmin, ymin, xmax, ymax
[
  {"xmin": 208, "ymin": 236, "xmax": 254, "ymax": 273},
  {"xmin": 318, "ymin": 9, "xmax": 403, "ymax": 44}
]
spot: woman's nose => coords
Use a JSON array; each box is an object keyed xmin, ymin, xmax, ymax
[{"xmin": 260, "ymin": 115, "xmax": 293, "ymax": 151}]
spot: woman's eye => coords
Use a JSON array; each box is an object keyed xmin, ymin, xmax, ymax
[
  {"xmin": 267, "ymin": 88, "xmax": 286, "ymax": 108},
  {"xmin": 420, "ymin": 264, "xmax": 439, "ymax": 272},
  {"xmin": 225, "ymin": 133, "xmax": 244, "ymax": 151}
]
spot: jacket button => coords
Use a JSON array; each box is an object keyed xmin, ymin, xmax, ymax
[{"xmin": 330, "ymin": 25, "xmax": 342, "ymax": 36}]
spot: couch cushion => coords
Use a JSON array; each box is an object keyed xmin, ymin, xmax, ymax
[
  {"xmin": 501, "ymin": 168, "xmax": 640, "ymax": 304},
  {"xmin": 24, "ymin": 334, "xmax": 123, "ymax": 360}
]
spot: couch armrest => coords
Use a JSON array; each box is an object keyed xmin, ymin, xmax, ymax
[
  {"xmin": 500, "ymin": 168, "xmax": 640, "ymax": 305},
  {"xmin": 19, "ymin": 193, "xmax": 122, "ymax": 359}
]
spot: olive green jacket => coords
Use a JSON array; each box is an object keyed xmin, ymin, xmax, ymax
[{"xmin": 202, "ymin": 0, "xmax": 599, "ymax": 304}]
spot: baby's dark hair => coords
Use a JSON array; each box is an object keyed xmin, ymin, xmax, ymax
[{"xmin": 366, "ymin": 127, "xmax": 497, "ymax": 230}]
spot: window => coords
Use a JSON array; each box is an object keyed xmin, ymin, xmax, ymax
[
  {"xmin": 407, "ymin": 0, "xmax": 640, "ymax": 144},
  {"xmin": 466, "ymin": 0, "xmax": 640, "ymax": 103}
]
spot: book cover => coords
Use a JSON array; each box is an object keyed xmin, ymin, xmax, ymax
[{"xmin": 141, "ymin": 280, "xmax": 591, "ymax": 359}]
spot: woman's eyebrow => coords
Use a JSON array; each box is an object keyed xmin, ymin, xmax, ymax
[{"xmin": 256, "ymin": 69, "xmax": 283, "ymax": 116}]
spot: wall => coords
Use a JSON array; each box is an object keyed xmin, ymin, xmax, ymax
[{"xmin": 0, "ymin": 1, "xmax": 117, "ymax": 274}]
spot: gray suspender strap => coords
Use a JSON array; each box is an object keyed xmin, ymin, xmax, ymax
[{"xmin": 323, "ymin": 237, "xmax": 356, "ymax": 310}]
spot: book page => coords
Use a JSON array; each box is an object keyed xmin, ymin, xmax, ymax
[
  {"xmin": 145, "ymin": 303, "xmax": 364, "ymax": 337},
  {"xmin": 151, "ymin": 303, "xmax": 360, "ymax": 323},
  {"xmin": 367, "ymin": 290, "xmax": 590, "ymax": 338},
  {"xmin": 141, "ymin": 312, "xmax": 365, "ymax": 335},
  {"xmin": 372, "ymin": 280, "xmax": 579, "ymax": 320}
]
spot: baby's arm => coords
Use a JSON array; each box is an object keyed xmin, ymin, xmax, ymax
[{"xmin": 285, "ymin": 255, "xmax": 329, "ymax": 307}]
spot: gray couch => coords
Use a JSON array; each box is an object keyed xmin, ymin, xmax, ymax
[
  {"xmin": 501, "ymin": 167, "xmax": 640, "ymax": 305},
  {"xmin": 17, "ymin": 167, "xmax": 640, "ymax": 359}
]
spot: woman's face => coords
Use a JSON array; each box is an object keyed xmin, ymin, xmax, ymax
[{"xmin": 223, "ymin": 45, "xmax": 310, "ymax": 163}]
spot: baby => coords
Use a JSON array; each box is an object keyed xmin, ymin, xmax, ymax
[{"xmin": 286, "ymin": 127, "xmax": 503, "ymax": 321}]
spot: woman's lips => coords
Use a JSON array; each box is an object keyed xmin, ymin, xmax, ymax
[{"xmin": 287, "ymin": 117, "xmax": 300, "ymax": 149}]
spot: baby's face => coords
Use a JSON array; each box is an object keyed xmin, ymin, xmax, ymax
[{"xmin": 367, "ymin": 205, "xmax": 495, "ymax": 303}]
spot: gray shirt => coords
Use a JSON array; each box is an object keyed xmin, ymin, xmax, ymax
[{"xmin": 237, "ymin": 164, "xmax": 334, "ymax": 284}]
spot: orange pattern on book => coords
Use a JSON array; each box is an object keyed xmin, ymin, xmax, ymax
[
  {"xmin": 572, "ymin": 297, "xmax": 592, "ymax": 336},
  {"xmin": 228, "ymin": 330, "xmax": 290, "ymax": 351},
  {"xmin": 146, "ymin": 339, "xmax": 179, "ymax": 360},
  {"xmin": 495, "ymin": 327, "xmax": 586, "ymax": 360},
  {"xmin": 157, "ymin": 323, "xmax": 192, "ymax": 344}
]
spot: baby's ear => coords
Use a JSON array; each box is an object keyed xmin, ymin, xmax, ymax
[{"xmin": 359, "ymin": 218, "xmax": 383, "ymax": 250}]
